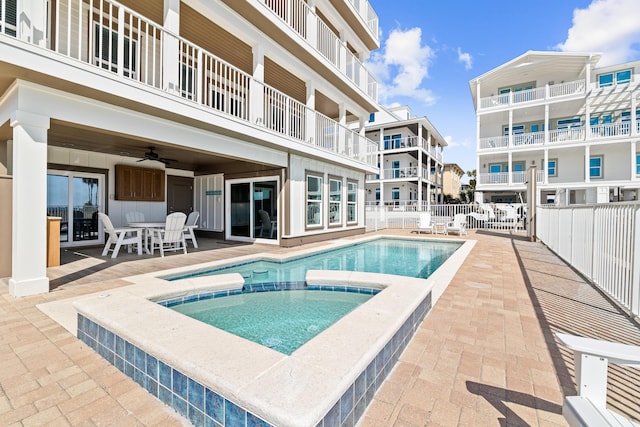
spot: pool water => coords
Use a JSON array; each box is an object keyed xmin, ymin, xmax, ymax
[
  {"xmin": 168, "ymin": 238, "xmax": 461, "ymax": 283},
  {"xmin": 169, "ymin": 289, "xmax": 373, "ymax": 355}
]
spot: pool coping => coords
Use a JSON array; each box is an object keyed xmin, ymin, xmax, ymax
[{"xmin": 42, "ymin": 235, "xmax": 476, "ymax": 426}]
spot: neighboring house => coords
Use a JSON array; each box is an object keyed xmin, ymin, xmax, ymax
[
  {"xmin": 443, "ymin": 163, "xmax": 465, "ymax": 200},
  {"xmin": 364, "ymin": 105, "xmax": 446, "ymax": 209},
  {"xmin": 470, "ymin": 51, "xmax": 640, "ymax": 205},
  {"xmin": 0, "ymin": 0, "xmax": 381, "ymax": 296}
]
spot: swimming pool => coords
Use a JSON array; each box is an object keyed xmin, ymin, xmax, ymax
[
  {"xmin": 166, "ymin": 238, "xmax": 462, "ymax": 283},
  {"xmin": 72, "ymin": 235, "xmax": 476, "ymax": 427},
  {"xmin": 169, "ymin": 287, "xmax": 377, "ymax": 355}
]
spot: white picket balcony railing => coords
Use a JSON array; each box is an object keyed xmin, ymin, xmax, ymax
[
  {"xmin": 537, "ymin": 203, "xmax": 640, "ymax": 317},
  {"xmin": 1, "ymin": 0, "xmax": 377, "ymax": 167},
  {"xmin": 260, "ymin": 0, "xmax": 378, "ymax": 102},
  {"xmin": 479, "ymin": 79, "xmax": 586, "ymax": 110}
]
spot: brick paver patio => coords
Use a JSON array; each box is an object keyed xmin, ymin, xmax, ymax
[{"xmin": 1, "ymin": 230, "xmax": 639, "ymax": 426}]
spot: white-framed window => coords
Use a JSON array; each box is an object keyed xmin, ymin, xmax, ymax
[
  {"xmin": 328, "ymin": 177, "xmax": 342, "ymax": 226},
  {"xmin": 636, "ymin": 154, "xmax": 640, "ymax": 176},
  {"xmin": 547, "ymin": 159, "xmax": 557, "ymax": 177},
  {"xmin": 391, "ymin": 187, "xmax": 400, "ymax": 206},
  {"xmin": 347, "ymin": 181, "xmax": 357, "ymax": 223},
  {"xmin": 589, "ymin": 156, "xmax": 603, "ymax": 178},
  {"xmin": 1, "ymin": 0, "xmax": 17, "ymax": 36},
  {"xmin": 306, "ymin": 173, "xmax": 323, "ymax": 227},
  {"xmin": 598, "ymin": 69, "xmax": 632, "ymax": 87}
]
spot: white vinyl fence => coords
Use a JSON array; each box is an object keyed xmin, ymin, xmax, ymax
[
  {"xmin": 537, "ymin": 203, "xmax": 640, "ymax": 318},
  {"xmin": 365, "ymin": 203, "xmax": 528, "ymax": 233}
]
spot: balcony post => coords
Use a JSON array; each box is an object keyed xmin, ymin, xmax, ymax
[
  {"xmin": 508, "ymin": 152, "xmax": 513, "ymax": 185},
  {"xmin": 544, "ymin": 149, "xmax": 549, "ymax": 185},
  {"xmin": 162, "ymin": 0, "xmax": 181, "ymax": 95},
  {"xmin": 632, "ymin": 93, "xmax": 638, "ymax": 136},
  {"xmin": 508, "ymin": 110, "xmax": 513, "ymax": 147},
  {"xmin": 338, "ymin": 103, "xmax": 346, "ymax": 154},
  {"xmin": 544, "ymin": 105, "xmax": 549, "ymax": 144},
  {"xmin": 17, "ymin": 0, "xmax": 47, "ymax": 47},
  {"xmin": 305, "ymin": 80, "xmax": 316, "ymax": 146},
  {"xmin": 251, "ymin": 45, "xmax": 266, "ymax": 127},
  {"xmin": 338, "ymin": 31, "xmax": 347, "ymax": 74},
  {"xmin": 306, "ymin": 0, "xmax": 317, "ymax": 48},
  {"xmin": 116, "ymin": 6, "xmax": 125, "ymax": 76}
]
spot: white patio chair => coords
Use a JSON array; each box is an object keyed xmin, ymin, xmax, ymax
[
  {"xmin": 417, "ymin": 212, "xmax": 433, "ymax": 234},
  {"xmin": 98, "ymin": 213, "xmax": 143, "ymax": 259},
  {"xmin": 445, "ymin": 213, "xmax": 467, "ymax": 235},
  {"xmin": 125, "ymin": 211, "xmax": 145, "ymax": 223},
  {"xmin": 556, "ymin": 333, "xmax": 640, "ymax": 427},
  {"xmin": 258, "ymin": 209, "xmax": 276, "ymax": 238},
  {"xmin": 183, "ymin": 211, "xmax": 200, "ymax": 248},
  {"xmin": 150, "ymin": 212, "xmax": 187, "ymax": 257}
]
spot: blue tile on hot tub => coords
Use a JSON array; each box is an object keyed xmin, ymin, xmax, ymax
[
  {"xmin": 205, "ymin": 388, "xmax": 224, "ymax": 424},
  {"xmin": 247, "ymin": 412, "xmax": 272, "ymax": 427},
  {"xmin": 145, "ymin": 353, "xmax": 158, "ymax": 378},
  {"xmin": 225, "ymin": 400, "xmax": 247, "ymax": 427},
  {"xmin": 322, "ymin": 401, "xmax": 340, "ymax": 426},
  {"xmin": 188, "ymin": 404, "xmax": 205, "ymax": 427},
  {"xmin": 172, "ymin": 369, "xmax": 188, "ymax": 400},
  {"xmin": 340, "ymin": 384, "xmax": 354, "ymax": 423},
  {"xmin": 134, "ymin": 346, "xmax": 146, "ymax": 371},
  {"xmin": 188, "ymin": 378, "xmax": 205, "ymax": 411},
  {"xmin": 159, "ymin": 360, "xmax": 172, "ymax": 388}
]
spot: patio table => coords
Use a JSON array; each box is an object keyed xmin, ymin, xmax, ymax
[{"xmin": 127, "ymin": 221, "xmax": 166, "ymax": 254}]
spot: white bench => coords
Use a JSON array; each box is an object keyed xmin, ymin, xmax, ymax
[{"xmin": 556, "ymin": 333, "xmax": 640, "ymax": 427}]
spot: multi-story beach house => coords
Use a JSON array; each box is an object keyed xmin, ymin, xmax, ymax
[
  {"xmin": 471, "ymin": 51, "xmax": 640, "ymax": 205},
  {"xmin": 363, "ymin": 105, "xmax": 446, "ymax": 209},
  {"xmin": 442, "ymin": 163, "xmax": 465, "ymax": 201},
  {"xmin": 0, "ymin": 0, "xmax": 380, "ymax": 296}
]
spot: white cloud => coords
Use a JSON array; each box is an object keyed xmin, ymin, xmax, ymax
[
  {"xmin": 556, "ymin": 0, "xmax": 640, "ymax": 65},
  {"xmin": 368, "ymin": 27, "xmax": 437, "ymax": 107},
  {"xmin": 457, "ymin": 48, "xmax": 473, "ymax": 70},
  {"xmin": 444, "ymin": 135, "xmax": 470, "ymax": 149}
]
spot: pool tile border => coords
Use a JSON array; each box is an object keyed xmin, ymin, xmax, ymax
[{"xmin": 77, "ymin": 287, "xmax": 432, "ymax": 426}]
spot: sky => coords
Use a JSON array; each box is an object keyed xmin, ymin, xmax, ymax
[{"xmin": 366, "ymin": 0, "xmax": 640, "ymax": 181}]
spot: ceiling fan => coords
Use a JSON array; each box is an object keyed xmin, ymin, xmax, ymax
[{"xmin": 137, "ymin": 146, "xmax": 176, "ymax": 165}]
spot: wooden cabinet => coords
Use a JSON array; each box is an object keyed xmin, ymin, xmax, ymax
[{"xmin": 115, "ymin": 165, "xmax": 165, "ymax": 201}]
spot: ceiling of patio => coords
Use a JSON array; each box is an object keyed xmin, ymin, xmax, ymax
[{"xmin": 0, "ymin": 119, "xmax": 265, "ymax": 173}]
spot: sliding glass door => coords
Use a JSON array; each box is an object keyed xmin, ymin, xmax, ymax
[
  {"xmin": 226, "ymin": 177, "xmax": 278, "ymax": 242},
  {"xmin": 47, "ymin": 171, "xmax": 105, "ymax": 247}
]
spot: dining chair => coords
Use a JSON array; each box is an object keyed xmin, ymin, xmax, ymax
[
  {"xmin": 183, "ymin": 211, "xmax": 200, "ymax": 248},
  {"xmin": 150, "ymin": 212, "xmax": 187, "ymax": 257},
  {"xmin": 98, "ymin": 213, "xmax": 143, "ymax": 258}
]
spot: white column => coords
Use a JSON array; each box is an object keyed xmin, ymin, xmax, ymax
[
  {"xmin": 306, "ymin": 0, "xmax": 318, "ymax": 48},
  {"xmin": 17, "ymin": 0, "xmax": 47, "ymax": 47},
  {"xmin": 508, "ymin": 110, "xmax": 513, "ymax": 147},
  {"xmin": 251, "ymin": 44, "xmax": 266, "ymax": 126},
  {"xmin": 417, "ymin": 126, "xmax": 423, "ymax": 207},
  {"xmin": 379, "ymin": 130, "xmax": 384, "ymax": 206},
  {"xmin": 338, "ymin": 103, "xmax": 346, "ymax": 154},
  {"xmin": 632, "ymin": 92, "xmax": 638, "ymax": 136},
  {"xmin": 338, "ymin": 31, "xmax": 347, "ymax": 74},
  {"xmin": 544, "ymin": 149, "xmax": 549, "ymax": 185},
  {"xmin": 305, "ymin": 80, "xmax": 315, "ymax": 145},
  {"xmin": 585, "ymin": 145, "xmax": 591, "ymax": 183},
  {"xmin": 9, "ymin": 111, "xmax": 50, "ymax": 296},
  {"xmin": 162, "ymin": 0, "xmax": 180, "ymax": 94},
  {"xmin": 508, "ymin": 152, "xmax": 513, "ymax": 185},
  {"xmin": 544, "ymin": 105, "xmax": 549, "ymax": 144}
]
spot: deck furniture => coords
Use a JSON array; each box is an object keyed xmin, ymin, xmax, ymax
[
  {"xmin": 183, "ymin": 211, "xmax": 200, "ymax": 248},
  {"xmin": 417, "ymin": 212, "xmax": 434, "ymax": 234},
  {"xmin": 258, "ymin": 209, "xmax": 276, "ymax": 238},
  {"xmin": 556, "ymin": 333, "xmax": 640, "ymax": 427},
  {"xmin": 98, "ymin": 212, "xmax": 143, "ymax": 259},
  {"xmin": 445, "ymin": 213, "xmax": 467, "ymax": 235},
  {"xmin": 127, "ymin": 221, "xmax": 167, "ymax": 254},
  {"xmin": 150, "ymin": 212, "xmax": 187, "ymax": 257}
]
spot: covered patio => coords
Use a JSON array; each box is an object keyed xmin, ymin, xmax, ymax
[{"xmin": 1, "ymin": 230, "xmax": 639, "ymax": 426}]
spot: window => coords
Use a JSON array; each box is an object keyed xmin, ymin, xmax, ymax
[
  {"xmin": 375, "ymin": 187, "xmax": 380, "ymax": 201},
  {"xmin": 306, "ymin": 174, "xmax": 323, "ymax": 227},
  {"xmin": 589, "ymin": 156, "xmax": 603, "ymax": 178},
  {"xmin": 383, "ymin": 134, "xmax": 402, "ymax": 149},
  {"xmin": 0, "ymin": 0, "xmax": 17, "ymax": 36},
  {"xmin": 347, "ymin": 181, "xmax": 357, "ymax": 223},
  {"xmin": 329, "ymin": 178, "xmax": 342, "ymax": 226},
  {"xmin": 94, "ymin": 24, "xmax": 137, "ymax": 77},
  {"xmin": 392, "ymin": 160, "xmax": 400, "ymax": 178},
  {"xmin": 548, "ymin": 159, "xmax": 557, "ymax": 177},
  {"xmin": 391, "ymin": 187, "xmax": 400, "ymax": 206},
  {"xmin": 598, "ymin": 69, "xmax": 632, "ymax": 87},
  {"xmin": 636, "ymin": 154, "xmax": 640, "ymax": 176},
  {"xmin": 558, "ymin": 118, "xmax": 581, "ymax": 130},
  {"xmin": 369, "ymin": 113, "xmax": 375, "ymax": 123}
]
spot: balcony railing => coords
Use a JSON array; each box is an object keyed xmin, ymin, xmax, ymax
[
  {"xmin": 379, "ymin": 135, "xmax": 443, "ymax": 161},
  {"xmin": 345, "ymin": 0, "xmax": 379, "ymax": 38},
  {"xmin": 479, "ymin": 171, "xmax": 545, "ymax": 185},
  {"xmin": 479, "ymin": 121, "xmax": 639, "ymax": 151},
  {"xmin": 2, "ymin": 0, "xmax": 377, "ymax": 167},
  {"xmin": 260, "ymin": 0, "xmax": 378, "ymax": 102},
  {"xmin": 479, "ymin": 79, "xmax": 586, "ymax": 110}
]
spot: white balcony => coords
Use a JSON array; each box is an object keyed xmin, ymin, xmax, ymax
[
  {"xmin": 478, "ymin": 171, "xmax": 545, "ymax": 186},
  {"xmin": 478, "ymin": 121, "xmax": 639, "ymax": 151},
  {"xmin": 1, "ymin": 0, "xmax": 377, "ymax": 167},
  {"xmin": 260, "ymin": 0, "xmax": 378, "ymax": 101},
  {"xmin": 379, "ymin": 135, "xmax": 443, "ymax": 162},
  {"xmin": 345, "ymin": 0, "xmax": 379, "ymax": 38},
  {"xmin": 479, "ymin": 79, "xmax": 586, "ymax": 110}
]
